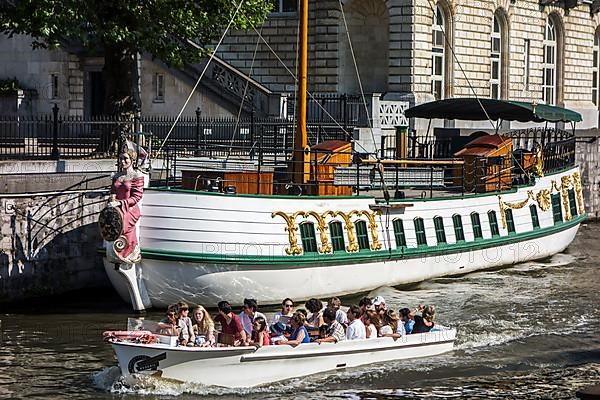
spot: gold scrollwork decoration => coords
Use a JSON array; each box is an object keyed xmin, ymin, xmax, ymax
[
  {"xmin": 572, "ymin": 171, "xmax": 584, "ymax": 214},
  {"xmin": 271, "ymin": 211, "xmax": 306, "ymax": 255},
  {"xmin": 307, "ymin": 211, "xmax": 332, "ymax": 254},
  {"xmin": 534, "ymin": 148, "xmax": 544, "ymax": 177},
  {"xmin": 360, "ymin": 210, "xmax": 383, "ymax": 250},
  {"xmin": 561, "ymin": 175, "xmax": 572, "ymax": 221},
  {"xmin": 333, "ymin": 211, "xmax": 360, "ymax": 252},
  {"xmin": 536, "ymin": 189, "xmax": 551, "ymax": 211}
]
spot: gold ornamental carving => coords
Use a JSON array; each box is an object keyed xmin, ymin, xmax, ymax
[
  {"xmin": 359, "ymin": 210, "xmax": 383, "ymax": 250},
  {"xmin": 536, "ymin": 189, "xmax": 551, "ymax": 211},
  {"xmin": 308, "ymin": 211, "xmax": 333, "ymax": 254},
  {"xmin": 271, "ymin": 211, "xmax": 305, "ymax": 255},
  {"xmin": 334, "ymin": 210, "xmax": 360, "ymax": 252},
  {"xmin": 572, "ymin": 171, "xmax": 584, "ymax": 214},
  {"xmin": 560, "ymin": 175, "xmax": 572, "ymax": 221},
  {"xmin": 533, "ymin": 147, "xmax": 544, "ymax": 177},
  {"xmin": 499, "ymin": 171, "xmax": 580, "ymax": 228}
]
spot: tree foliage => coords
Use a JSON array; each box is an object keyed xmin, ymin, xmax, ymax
[{"xmin": 0, "ymin": 0, "xmax": 272, "ymax": 114}]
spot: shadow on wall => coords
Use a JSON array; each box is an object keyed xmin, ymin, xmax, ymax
[{"xmin": 0, "ymin": 209, "xmax": 112, "ymax": 304}]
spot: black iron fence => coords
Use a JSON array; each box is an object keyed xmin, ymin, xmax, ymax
[
  {"xmin": 0, "ymin": 106, "xmax": 355, "ymax": 160},
  {"xmin": 287, "ymin": 93, "xmax": 370, "ymax": 127}
]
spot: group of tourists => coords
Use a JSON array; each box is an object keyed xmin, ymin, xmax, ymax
[{"xmin": 156, "ymin": 296, "xmax": 436, "ymax": 348}]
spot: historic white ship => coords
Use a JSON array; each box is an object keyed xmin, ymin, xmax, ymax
[
  {"xmin": 100, "ymin": 1, "xmax": 585, "ymax": 311},
  {"xmin": 101, "ymin": 99, "xmax": 585, "ymax": 311}
]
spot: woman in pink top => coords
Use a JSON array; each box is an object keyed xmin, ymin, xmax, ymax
[{"xmin": 109, "ymin": 148, "xmax": 145, "ymax": 263}]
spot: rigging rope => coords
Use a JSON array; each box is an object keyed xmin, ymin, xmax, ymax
[
  {"xmin": 225, "ymin": 23, "xmax": 264, "ymax": 162},
  {"xmin": 252, "ymin": 27, "xmax": 373, "ymax": 155},
  {"xmin": 425, "ymin": 0, "xmax": 495, "ymax": 128},
  {"xmin": 156, "ymin": 0, "xmax": 247, "ymax": 155},
  {"xmin": 338, "ymin": 0, "xmax": 379, "ymax": 156}
]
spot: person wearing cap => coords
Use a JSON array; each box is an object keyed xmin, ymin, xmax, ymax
[
  {"xmin": 176, "ymin": 301, "xmax": 195, "ymax": 346},
  {"xmin": 214, "ymin": 300, "xmax": 247, "ymax": 346},
  {"xmin": 239, "ymin": 298, "xmax": 268, "ymax": 337},
  {"xmin": 372, "ymin": 296, "xmax": 387, "ymax": 317},
  {"xmin": 269, "ymin": 322, "xmax": 288, "ymax": 344}
]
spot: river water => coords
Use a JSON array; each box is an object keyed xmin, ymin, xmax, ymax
[{"xmin": 1, "ymin": 223, "xmax": 599, "ymax": 399}]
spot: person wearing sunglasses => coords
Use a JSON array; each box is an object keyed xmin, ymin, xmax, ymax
[
  {"xmin": 157, "ymin": 304, "xmax": 181, "ymax": 336},
  {"xmin": 270, "ymin": 298, "xmax": 294, "ymax": 329}
]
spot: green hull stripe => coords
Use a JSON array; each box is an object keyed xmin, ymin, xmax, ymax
[{"xmin": 138, "ymin": 214, "xmax": 586, "ymax": 265}]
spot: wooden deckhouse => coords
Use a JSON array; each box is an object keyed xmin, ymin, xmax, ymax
[{"xmin": 454, "ymin": 134, "xmax": 512, "ymax": 193}]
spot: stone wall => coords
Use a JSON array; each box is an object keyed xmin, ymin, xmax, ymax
[
  {"xmin": 0, "ymin": 188, "xmax": 111, "ymax": 303},
  {"xmin": 576, "ymin": 138, "xmax": 600, "ymax": 220}
]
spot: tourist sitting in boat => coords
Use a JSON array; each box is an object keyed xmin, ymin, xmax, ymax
[
  {"xmin": 305, "ymin": 298, "xmax": 324, "ymax": 331},
  {"xmin": 412, "ymin": 305, "xmax": 435, "ymax": 334},
  {"xmin": 326, "ymin": 296, "xmax": 348, "ymax": 327},
  {"xmin": 399, "ymin": 307, "xmax": 415, "ymax": 335},
  {"xmin": 373, "ymin": 296, "xmax": 387, "ymax": 317},
  {"xmin": 279, "ymin": 312, "xmax": 310, "ymax": 346},
  {"xmin": 379, "ymin": 309, "xmax": 404, "ymax": 338},
  {"xmin": 176, "ymin": 301, "xmax": 195, "ymax": 347},
  {"xmin": 345, "ymin": 305, "xmax": 366, "ymax": 340},
  {"xmin": 316, "ymin": 307, "xmax": 345, "ymax": 344},
  {"xmin": 269, "ymin": 322, "xmax": 288, "ymax": 344},
  {"xmin": 157, "ymin": 304, "xmax": 180, "ymax": 336},
  {"xmin": 239, "ymin": 298, "xmax": 268, "ymax": 337},
  {"xmin": 191, "ymin": 304, "xmax": 215, "ymax": 346},
  {"xmin": 363, "ymin": 310, "xmax": 381, "ymax": 339},
  {"xmin": 271, "ymin": 298, "xmax": 294, "ymax": 328},
  {"xmin": 214, "ymin": 300, "xmax": 247, "ymax": 346},
  {"xmin": 249, "ymin": 317, "xmax": 271, "ymax": 347}
]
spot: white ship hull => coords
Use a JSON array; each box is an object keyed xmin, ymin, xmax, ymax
[
  {"xmin": 104, "ymin": 167, "xmax": 585, "ymax": 309},
  {"xmin": 111, "ymin": 328, "xmax": 456, "ymax": 388}
]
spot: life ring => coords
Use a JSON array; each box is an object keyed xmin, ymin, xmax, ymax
[{"xmin": 103, "ymin": 330, "xmax": 157, "ymax": 344}]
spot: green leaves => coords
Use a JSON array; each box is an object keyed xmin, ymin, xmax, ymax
[{"xmin": 0, "ymin": 0, "xmax": 272, "ymax": 114}]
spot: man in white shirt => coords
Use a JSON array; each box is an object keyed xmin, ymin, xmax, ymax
[
  {"xmin": 345, "ymin": 305, "xmax": 366, "ymax": 340},
  {"xmin": 239, "ymin": 298, "xmax": 267, "ymax": 336}
]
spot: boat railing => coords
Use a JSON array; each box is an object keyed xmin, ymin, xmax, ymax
[{"xmin": 157, "ymin": 148, "xmax": 540, "ymax": 199}]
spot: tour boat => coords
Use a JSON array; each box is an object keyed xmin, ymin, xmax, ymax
[
  {"xmin": 106, "ymin": 327, "xmax": 457, "ymax": 388},
  {"xmin": 100, "ymin": 0, "xmax": 586, "ymax": 311}
]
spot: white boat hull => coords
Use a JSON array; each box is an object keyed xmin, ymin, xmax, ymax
[
  {"xmin": 111, "ymin": 328, "xmax": 456, "ymax": 388},
  {"xmin": 104, "ymin": 167, "xmax": 585, "ymax": 308}
]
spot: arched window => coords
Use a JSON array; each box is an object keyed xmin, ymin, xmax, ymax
[
  {"xmin": 491, "ymin": 10, "xmax": 509, "ymax": 100},
  {"xmin": 392, "ymin": 218, "xmax": 407, "ymax": 248},
  {"xmin": 452, "ymin": 214, "xmax": 465, "ymax": 242},
  {"xmin": 432, "ymin": 4, "xmax": 446, "ymax": 100},
  {"xmin": 355, "ymin": 220, "xmax": 370, "ymax": 250},
  {"xmin": 543, "ymin": 18, "xmax": 557, "ymax": 104},
  {"xmin": 299, "ymin": 222, "xmax": 318, "ymax": 253},
  {"xmin": 433, "ymin": 216, "xmax": 446, "ymax": 244},
  {"xmin": 593, "ymin": 28, "xmax": 600, "ymax": 106},
  {"xmin": 491, "ymin": 15, "xmax": 501, "ymax": 99},
  {"xmin": 470, "ymin": 212, "xmax": 483, "ymax": 240},
  {"xmin": 488, "ymin": 210, "xmax": 500, "ymax": 237},
  {"xmin": 329, "ymin": 220, "xmax": 345, "ymax": 252},
  {"xmin": 414, "ymin": 217, "xmax": 427, "ymax": 247}
]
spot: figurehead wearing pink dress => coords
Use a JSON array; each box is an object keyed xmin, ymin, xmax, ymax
[{"xmin": 108, "ymin": 147, "xmax": 145, "ymax": 263}]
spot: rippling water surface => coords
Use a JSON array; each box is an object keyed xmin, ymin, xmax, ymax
[{"xmin": 1, "ymin": 224, "xmax": 599, "ymax": 399}]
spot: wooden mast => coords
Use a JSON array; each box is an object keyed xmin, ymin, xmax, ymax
[{"xmin": 292, "ymin": 0, "xmax": 309, "ymax": 185}]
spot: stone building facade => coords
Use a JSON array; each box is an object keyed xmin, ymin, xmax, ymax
[
  {"xmin": 218, "ymin": 0, "xmax": 600, "ymax": 130},
  {"xmin": 0, "ymin": 35, "xmax": 238, "ymax": 118}
]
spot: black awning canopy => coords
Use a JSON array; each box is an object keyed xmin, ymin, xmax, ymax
[{"xmin": 404, "ymin": 98, "xmax": 582, "ymax": 123}]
